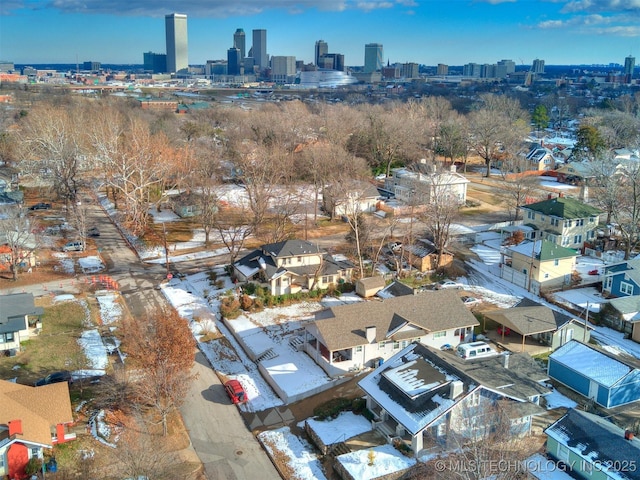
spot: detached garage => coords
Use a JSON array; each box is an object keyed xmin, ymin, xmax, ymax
[{"xmin": 548, "ymin": 340, "xmax": 640, "ymax": 409}]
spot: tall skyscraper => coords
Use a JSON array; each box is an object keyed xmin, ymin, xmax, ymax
[
  {"xmin": 532, "ymin": 59, "xmax": 545, "ymax": 74},
  {"xmin": 234, "ymin": 28, "xmax": 246, "ymax": 60},
  {"xmin": 364, "ymin": 43, "xmax": 383, "ymax": 73},
  {"xmin": 625, "ymin": 55, "xmax": 635, "ymax": 83},
  {"xmin": 165, "ymin": 13, "xmax": 188, "ymax": 73},
  {"xmin": 315, "ymin": 40, "xmax": 328, "ymax": 66},
  {"xmin": 252, "ymin": 29, "xmax": 267, "ymax": 69},
  {"xmin": 227, "ymin": 47, "xmax": 242, "ymax": 76},
  {"xmin": 271, "ymin": 56, "xmax": 296, "ymax": 84}
]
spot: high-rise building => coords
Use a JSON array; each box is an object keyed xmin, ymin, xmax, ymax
[
  {"xmin": 143, "ymin": 52, "xmax": 167, "ymax": 74},
  {"xmin": 227, "ymin": 47, "xmax": 242, "ymax": 76},
  {"xmin": 402, "ymin": 62, "xmax": 420, "ymax": 78},
  {"xmin": 437, "ymin": 64, "xmax": 448, "ymax": 76},
  {"xmin": 318, "ymin": 53, "xmax": 345, "ymax": 71},
  {"xmin": 234, "ymin": 29, "xmax": 246, "ymax": 60},
  {"xmin": 497, "ymin": 59, "xmax": 516, "ymax": 74},
  {"xmin": 625, "ymin": 55, "xmax": 635, "ymax": 83},
  {"xmin": 532, "ymin": 59, "xmax": 545, "ymax": 74},
  {"xmin": 271, "ymin": 56, "xmax": 296, "ymax": 84},
  {"xmin": 315, "ymin": 40, "xmax": 328, "ymax": 66},
  {"xmin": 165, "ymin": 13, "xmax": 188, "ymax": 73},
  {"xmin": 252, "ymin": 29, "xmax": 267, "ymax": 69},
  {"xmin": 364, "ymin": 43, "xmax": 383, "ymax": 73},
  {"xmin": 463, "ymin": 63, "xmax": 481, "ymax": 77},
  {"xmin": 82, "ymin": 61, "xmax": 101, "ymax": 72}
]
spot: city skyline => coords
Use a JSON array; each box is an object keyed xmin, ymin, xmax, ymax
[{"xmin": 2, "ymin": 1, "xmax": 640, "ymax": 67}]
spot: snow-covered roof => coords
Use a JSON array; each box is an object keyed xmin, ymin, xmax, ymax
[
  {"xmin": 358, "ymin": 344, "xmax": 464, "ymax": 435},
  {"xmin": 549, "ymin": 341, "xmax": 636, "ymax": 387}
]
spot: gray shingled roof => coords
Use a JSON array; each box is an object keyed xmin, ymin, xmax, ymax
[
  {"xmin": 545, "ymin": 409, "xmax": 640, "ymax": 480},
  {"xmin": 313, "ymin": 290, "xmax": 479, "ymax": 351},
  {"xmin": 483, "ymin": 304, "xmax": 577, "ymax": 336}
]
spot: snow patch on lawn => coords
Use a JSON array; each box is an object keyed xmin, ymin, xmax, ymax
[
  {"xmin": 258, "ymin": 427, "xmax": 327, "ymax": 480},
  {"xmin": 302, "ymin": 412, "xmax": 372, "ymax": 445},
  {"xmin": 336, "ymin": 444, "xmax": 416, "ymax": 480}
]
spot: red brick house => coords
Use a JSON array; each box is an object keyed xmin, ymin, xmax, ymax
[{"xmin": 0, "ymin": 380, "xmax": 75, "ymax": 479}]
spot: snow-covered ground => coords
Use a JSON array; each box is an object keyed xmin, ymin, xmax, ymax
[
  {"xmin": 257, "ymin": 427, "xmax": 327, "ymax": 480},
  {"xmin": 301, "ymin": 412, "xmax": 372, "ymax": 445},
  {"xmin": 543, "ymin": 388, "xmax": 578, "ymax": 410},
  {"xmin": 336, "ymin": 444, "xmax": 416, "ymax": 480}
]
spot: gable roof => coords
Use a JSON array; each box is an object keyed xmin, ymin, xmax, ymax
[
  {"xmin": 313, "ymin": 290, "xmax": 479, "ymax": 351},
  {"xmin": 549, "ymin": 340, "xmax": 640, "ymax": 387},
  {"xmin": 483, "ymin": 301, "xmax": 583, "ymax": 336},
  {"xmin": 0, "ymin": 379, "xmax": 73, "ymax": 447},
  {"xmin": 606, "ymin": 258, "xmax": 640, "ymax": 288},
  {"xmin": 507, "ymin": 239, "xmax": 578, "ymax": 261},
  {"xmin": 324, "ymin": 180, "xmax": 380, "ymax": 199},
  {"xmin": 521, "ymin": 195, "xmax": 601, "ymax": 219},
  {"xmin": 261, "ymin": 239, "xmax": 322, "ymax": 258},
  {"xmin": 545, "ymin": 409, "xmax": 640, "ymax": 480},
  {"xmin": 0, "ymin": 293, "xmax": 44, "ymax": 324}
]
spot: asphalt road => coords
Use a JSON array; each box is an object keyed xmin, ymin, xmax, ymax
[{"xmin": 86, "ymin": 202, "xmax": 280, "ymax": 480}]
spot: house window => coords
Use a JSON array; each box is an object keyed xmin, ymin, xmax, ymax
[
  {"xmin": 604, "ymin": 277, "xmax": 612, "ymax": 290},
  {"xmin": 554, "ymin": 259, "xmax": 559, "ymax": 267},
  {"xmin": 355, "ymin": 345, "xmax": 363, "ymax": 353},
  {"xmin": 574, "ymin": 235, "xmax": 582, "ymax": 244},
  {"xmin": 401, "ymin": 340, "xmax": 409, "ymax": 348},
  {"xmin": 562, "ymin": 237, "xmax": 570, "ymax": 246},
  {"xmin": 297, "ymin": 256, "xmax": 302, "ymax": 263},
  {"xmin": 540, "ymin": 215, "xmax": 546, "ymax": 222},
  {"xmin": 31, "ymin": 447, "xmax": 39, "ymax": 458},
  {"xmin": 551, "ymin": 218, "xmax": 559, "ymax": 227},
  {"xmin": 5, "ymin": 332, "xmax": 13, "ymax": 342},
  {"xmin": 544, "ymin": 273, "xmax": 549, "ymax": 279},
  {"xmin": 589, "ymin": 216, "xmax": 596, "ymax": 223},
  {"xmin": 378, "ymin": 341, "xmax": 387, "ymax": 349},
  {"xmin": 322, "ymin": 275, "xmax": 334, "ymax": 284},
  {"xmin": 433, "ymin": 331, "xmax": 446, "ymax": 339},
  {"xmin": 393, "ymin": 341, "xmax": 400, "ymax": 350},
  {"xmin": 576, "ymin": 219, "xmax": 584, "ymax": 226},
  {"xmin": 557, "ymin": 443, "xmax": 569, "ymax": 462},
  {"xmin": 564, "ymin": 220, "xmax": 572, "ymax": 228},
  {"xmin": 621, "ymin": 282, "xmax": 634, "ymax": 296},
  {"xmin": 527, "ymin": 211, "xmax": 535, "ymax": 220}
]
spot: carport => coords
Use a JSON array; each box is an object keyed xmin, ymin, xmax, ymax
[{"xmin": 482, "ymin": 303, "xmax": 584, "ymax": 354}]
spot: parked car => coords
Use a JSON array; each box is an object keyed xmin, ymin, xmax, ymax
[
  {"xmin": 29, "ymin": 202, "xmax": 51, "ymax": 211},
  {"xmin": 35, "ymin": 370, "xmax": 73, "ymax": 387},
  {"xmin": 461, "ymin": 296, "xmax": 481, "ymax": 307},
  {"xmin": 456, "ymin": 342, "xmax": 498, "ymax": 360},
  {"xmin": 87, "ymin": 227, "xmax": 100, "ymax": 237},
  {"xmin": 224, "ymin": 379, "xmax": 247, "ymax": 404},
  {"xmin": 435, "ymin": 279, "xmax": 464, "ymax": 290},
  {"xmin": 62, "ymin": 241, "xmax": 85, "ymax": 252}
]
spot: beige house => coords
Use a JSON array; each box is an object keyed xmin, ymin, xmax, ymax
[
  {"xmin": 304, "ymin": 290, "xmax": 479, "ymax": 377},
  {"xmin": 233, "ymin": 239, "xmax": 354, "ymax": 296},
  {"xmin": 403, "ymin": 240, "xmax": 453, "ymax": 273},
  {"xmin": 520, "ymin": 195, "xmax": 601, "ymax": 251},
  {"xmin": 384, "ymin": 165, "xmax": 469, "ymax": 205},
  {"xmin": 501, "ymin": 239, "xmax": 578, "ymax": 294},
  {"xmin": 322, "ymin": 181, "xmax": 380, "ymax": 220},
  {"xmin": 524, "ymin": 145, "xmax": 556, "ymax": 171}
]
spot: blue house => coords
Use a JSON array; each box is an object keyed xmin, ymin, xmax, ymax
[
  {"xmin": 602, "ymin": 258, "xmax": 640, "ymax": 341},
  {"xmin": 548, "ymin": 340, "xmax": 640, "ymax": 409},
  {"xmin": 544, "ymin": 409, "xmax": 640, "ymax": 480}
]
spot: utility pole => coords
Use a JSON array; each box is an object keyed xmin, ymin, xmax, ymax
[{"xmin": 163, "ymin": 222, "xmax": 170, "ymax": 279}]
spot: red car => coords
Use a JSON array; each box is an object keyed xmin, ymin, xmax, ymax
[{"xmin": 224, "ymin": 379, "xmax": 247, "ymax": 404}]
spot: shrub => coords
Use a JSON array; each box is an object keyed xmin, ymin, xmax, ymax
[
  {"xmin": 240, "ymin": 294, "xmax": 253, "ymax": 311},
  {"xmin": 215, "ymin": 279, "xmax": 225, "ymax": 289},
  {"xmin": 253, "ymin": 297, "xmax": 264, "ymax": 311},
  {"xmin": 243, "ymin": 283, "xmax": 257, "ymax": 295},
  {"xmin": 220, "ymin": 297, "xmax": 241, "ymax": 319},
  {"xmin": 313, "ymin": 397, "xmax": 353, "ymax": 420},
  {"xmin": 25, "ymin": 457, "xmax": 43, "ymax": 476},
  {"xmin": 207, "ymin": 270, "xmax": 218, "ymax": 283}
]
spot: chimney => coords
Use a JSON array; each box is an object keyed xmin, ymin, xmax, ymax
[
  {"xmin": 419, "ymin": 158, "xmax": 427, "ymax": 164},
  {"xmin": 449, "ymin": 380, "xmax": 464, "ymax": 399},
  {"xmin": 625, "ymin": 430, "xmax": 635, "ymax": 441},
  {"xmin": 450, "ymin": 164, "xmax": 457, "ymax": 173},
  {"xmin": 8, "ymin": 419, "xmax": 22, "ymax": 436},
  {"xmin": 502, "ymin": 352, "xmax": 510, "ymax": 369},
  {"xmin": 366, "ymin": 326, "xmax": 377, "ymax": 344},
  {"xmin": 432, "ymin": 164, "xmax": 437, "ymax": 174},
  {"xmin": 558, "ymin": 192, "xmax": 564, "ymax": 198},
  {"xmin": 547, "ymin": 193, "xmax": 552, "ymax": 200}
]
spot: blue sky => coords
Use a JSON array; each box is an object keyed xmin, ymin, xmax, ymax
[{"xmin": 1, "ymin": 0, "xmax": 640, "ymax": 66}]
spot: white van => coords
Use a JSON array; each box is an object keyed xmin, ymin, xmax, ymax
[{"xmin": 456, "ymin": 341, "xmax": 498, "ymax": 360}]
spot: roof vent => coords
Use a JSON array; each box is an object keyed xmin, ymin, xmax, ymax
[{"xmin": 625, "ymin": 430, "xmax": 635, "ymax": 441}]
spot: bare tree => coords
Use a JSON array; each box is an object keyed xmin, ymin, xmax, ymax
[
  {"xmin": 17, "ymin": 100, "xmax": 89, "ymax": 207},
  {"xmin": 468, "ymin": 94, "xmax": 529, "ymax": 178},
  {"xmin": 610, "ymin": 161, "xmax": 640, "ymax": 259},
  {"xmin": 0, "ymin": 206, "xmax": 38, "ymax": 281},
  {"xmin": 122, "ymin": 307, "xmax": 196, "ymax": 436},
  {"xmin": 212, "ymin": 205, "xmax": 254, "ymax": 267}
]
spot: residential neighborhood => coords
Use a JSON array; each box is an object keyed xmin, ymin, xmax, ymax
[{"xmin": 3, "ymin": 69, "xmax": 640, "ymax": 480}]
